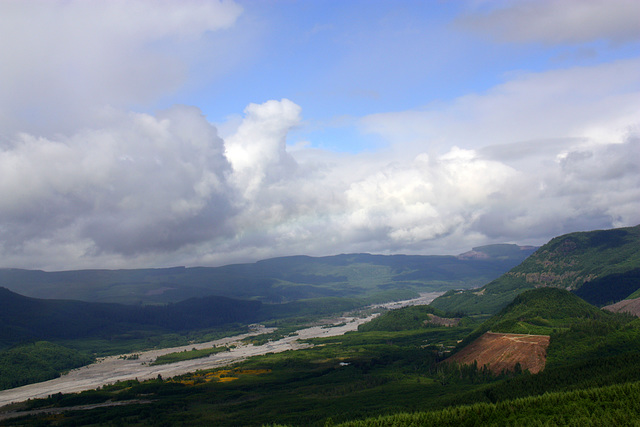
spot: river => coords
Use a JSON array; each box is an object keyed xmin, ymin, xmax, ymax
[{"xmin": 0, "ymin": 292, "xmax": 442, "ymax": 408}]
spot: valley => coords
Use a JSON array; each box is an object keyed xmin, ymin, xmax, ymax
[
  {"xmin": 0, "ymin": 293, "xmax": 442, "ymax": 409},
  {"xmin": 0, "ymin": 245, "xmax": 535, "ymax": 305},
  {"xmin": 3, "ymin": 1, "xmax": 637, "ymax": 424},
  {"xmin": 1, "ymin": 226, "xmax": 640, "ymax": 425}
]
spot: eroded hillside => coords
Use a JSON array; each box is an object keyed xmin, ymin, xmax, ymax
[{"xmin": 446, "ymin": 332, "xmax": 550, "ymax": 374}]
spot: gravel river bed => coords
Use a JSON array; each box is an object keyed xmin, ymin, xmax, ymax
[{"xmin": 0, "ymin": 292, "xmax": 442, "ymax": 409}]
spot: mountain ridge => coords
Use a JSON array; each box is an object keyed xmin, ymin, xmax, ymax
[
  {"xmin": 0, "ymin": 244, "xmax": 536, "ymax": 305},
  {"xmin": 430, "ymin": 225, "xmax": 640, "ymax": 315}
]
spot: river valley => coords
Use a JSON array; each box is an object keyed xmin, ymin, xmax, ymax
[{"xmin": 0, "ymin": 292, "xmax": 442, "ymax": 409}]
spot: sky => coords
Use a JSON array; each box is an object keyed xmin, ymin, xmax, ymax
[{"xmin": 0, "ymin": 0, "xmax": 639, "ymax": 270}]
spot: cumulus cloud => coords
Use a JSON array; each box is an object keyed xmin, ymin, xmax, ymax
[
  {"xmin": 343, "ymin": 149, "xmax": 516, "ymax": 246},
  {"xmin": 225, "ymin": 99, "xmax": 301, "ymax": 199},
  {"xmin": 215, "ymin": 59, "xmax": 639, "ymax": 260},
  {"xmin": 0, "ymin": 0, "xmax": 243, "ymax": 133},
  {"xmin": 354, "ymin": 58, "xmax": 640, "ymax": 251},
  {"xmin": 0, "ymin": 94, "xmax": 638, "ymax": 269},
  {"xmin": 457, "ymin": 0, "xmax": 640, "ymax": 45},
  {"xmin": 208, "ymin": 96, "xmax": 639, "ymax": 262},
  {"xmin": 472, "ymin": 136, "xmax": 640, "ymax": 240},
  {"xmin": 0, "ymin": 2, "xmax": 638, "ymax": 270},
  {"xmin": 219, "ymin": 99, "xmax": 348, "ymax": 258},
  {"xmin": 0, "ymin": 106, "xmax": 235, "ymax": 265}
]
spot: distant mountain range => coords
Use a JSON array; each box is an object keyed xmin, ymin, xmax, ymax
[
  {"xmin": 4, "ymin": 226, "xmax": 640, "ymax": 424},
  {"xmin": 3, "ymin": 223, "xmax": 638, "ymax": 353},
  {"xmin": 0, "ymin": 244, "xmax": 537, "ymax": 350},
  {"xmin": 0, "ymin": 244, "xmax": 536, "ymax": 305},
  {"xmin": 431, "ymin": 225, "xmax": 640, "ymax": 315}
]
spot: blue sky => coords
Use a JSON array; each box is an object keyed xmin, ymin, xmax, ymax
[
  {"xmin": 191, "ymin": 1, "xmax": 639, "ymax": 151},
  {"xmin": 187, "ymin": 1, "xmax": 546, "ymax": 149},
  {"xmin": 0, "ymin": 0, "xmax": 639, "ymax": 270}
]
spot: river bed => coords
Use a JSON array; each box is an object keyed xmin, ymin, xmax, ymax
[{"xmin": 0, "ymin": 292, "xmax": 442, "ymax": 408}]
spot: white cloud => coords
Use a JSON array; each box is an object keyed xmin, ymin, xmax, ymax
[
  {"xmin": 0, "ymin": 1, "xmax": 638, "ymax": 270},
  {"xmin": 472, "ymin": 136, "xmax": 640, "ymax": 240},
  {"xmin": 208, "ymin": 62, "xmax": 640, "ymax": 261},
  {"xmin": 225, "ymin": 99, "xmax": 301, "ymax": 199},
  {"xmin": 352, "ymin": 58, "xmax": 640, "ymax": 250},
  {"xmin": 0, "ymin": 106, "xmax": 235, "ymax": 265},
  {"xmin": 0, "ymin": 0, "xmax": 243, "ymax": 133},
  {"xmin": 457, "ymin": 0, "xmax": 640, "ymax": 45},
  {"xmin": 0, "ymin": 94, "xmax": 638, "ymax": 270},
  {"xmin": 343, "ymin": 148, "xmax": 517, "ymax": 247},
  {"xmin": 361, "ymin": 58, "xmax": 640, "ymax": 155}
]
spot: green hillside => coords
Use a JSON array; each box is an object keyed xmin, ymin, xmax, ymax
[
  {"xmin": 335, "ymin": 380, "xmax": 640, "ymax": 426},
  {"xmin": 357, "ymin": 304, "xmax": 471, "ymax": 332},
  {"xmin": 476, "ymin": 287, "xmax": 604, "ymax": 335},
  {"xmin": 11, "ymin": 286, "xmax": 640, "ymax": 426},
  {"xmin": 0, "ymin": 342, "xmax": 93, "ymax": 390},
  {"xmin": 436, "ymin": 288, "xmax": 604, "ymax": 359},
  {"xmin": 448, "ymin": 287, "xmax": 640, "ymax": 387},
  {"xmin": 335, "ymin": 289, "xmax": 640, "ymax": 426},
  {"xmin": 0, "ymin": 245, "xmax": 535, "ymax": 305},
  {"xmin": 358, "ymin": 305, "xmax": 442, "ymax": 332},
  {"xmin": 0, "ymin": 287, "xmax": 261, "ymax": 350},
  {"xmin": 5, "ymin": 228, "xmax": 640, "ymax": 425},
  {"xmin": 452, "ymin": 288, "xmax": 635, "ymax": 363},
  {"xmin": 431, "ymin": 225, "xmax": 640, "ymax": 315}
]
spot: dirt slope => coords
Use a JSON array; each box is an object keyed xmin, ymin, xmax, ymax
[
  {"xmin": 603, "ymin": 297, "xmax": 640, "ymax": 317},
  {"xmin": 446, "ymin": 332, "xmax": 550, "ymax": 374}
]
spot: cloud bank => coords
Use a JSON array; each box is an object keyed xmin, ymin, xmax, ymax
[
  {"xmin": 0, "ymin": 0, "xmax": 242, "ymax": 134},
  {"xmin": 2, "ymin": 91, "xmax": 636, "ymax": 269},
  {"xmin": 457, "ymin": 0, "xmax": 640, "ymax": 45},
  {"xmin": 0, "ymin": 1, "xmax": 638, "ymax": 270}
]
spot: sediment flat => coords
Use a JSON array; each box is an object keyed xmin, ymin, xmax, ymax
[{"xmin": 0, "ymin": 292, "xmax": 442, "ymax": 408}]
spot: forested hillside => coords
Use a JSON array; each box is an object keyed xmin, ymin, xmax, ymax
[
  {"xmin": 338, "ymin": 288, "xmax": 640, "ymax": 426},
  {"xmin": 3, "ymin": 227, "xmax": 640, "ymax": 425},
  {"xmin": 9, "ymin": 287, "xmax": 640, "ymax": 426},
  {"xmin": 0, "ymin": 287, "xmax": 261, "ymax": 349},
  {"xmin": 0, "ymin": 342, "xmax": 93, "ymax": 390},
  {"xmin": 335, "ymin": 381, "xmax": 640, "ymax": 426},
  {"xmin": 431, "ymin": 225, "xmax": 640, "ymax": 315}
]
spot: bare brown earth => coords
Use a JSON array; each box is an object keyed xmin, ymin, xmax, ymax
[
  {"xmin": 603, "ymin": 297, "xmax": 640, "ymax": 317},
  {"xmin": 446, "ymin": 332, "xmax": 550, "ymax": 374}
]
